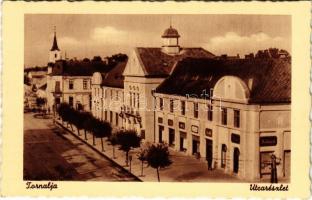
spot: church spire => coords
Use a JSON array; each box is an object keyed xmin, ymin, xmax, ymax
[{"xmin": 50, "ymin": 26, "xmax": 60, "ymax": 51}]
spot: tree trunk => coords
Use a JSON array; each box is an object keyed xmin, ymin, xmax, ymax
[
  {"xmin": 92, "ymin": 134, "xmax": 96, "ymax": 146},
  {"xmin": 156, "ymin": 168, "xmax": 160, "ymax": 182},
  {"xmin": 125, "ymin": 151, "xmax": 129, "ymax": 166},
  {"xmin": 141, "ymin": 161, "xmax": 144, "ymax": 176},
  {"xmin": 101, "ymin": 138, "xmax": 105, "ymax": 151},
  {"xmin": 77, "ymin": 128, "xmax": 80, "ymax": 136},
  {"xmin": 113, "ymin": 146, "xmax": 115, "ymax": 159},
  {"xmin": 84, "ymin": 130, "xmax": 87, "ymax": 140}
]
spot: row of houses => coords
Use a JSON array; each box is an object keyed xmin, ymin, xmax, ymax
[{"xmin": 45, "ymin": 26, "xmax": 291, "ymax": 181}]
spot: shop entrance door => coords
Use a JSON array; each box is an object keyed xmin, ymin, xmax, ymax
[
  {"xmin": 233, "ymin": 147, "xmax": 240, "ymax": 173},
  {"xmin": 169, "ymin": 128, "xmax": 175, "ymax": 147},
  {"xmin": 206, "ymin": 139, "xmax": 213, "ymax": 168}
]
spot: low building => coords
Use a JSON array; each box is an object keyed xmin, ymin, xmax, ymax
[
  {"xmin": 91, "ymin": 60, "xmax": 127, "ymax": 129},
  {"xmin": 46, "ymin": 30, "xmax": 111, "ymax": 112},
  {"xmin": 154, "ymin": 57, "xmax": 291, "ymax": 181}
]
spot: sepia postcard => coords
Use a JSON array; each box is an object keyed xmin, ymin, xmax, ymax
[{"xmin": 1, "ymin": 1, "xmax": 310, "ymax": 198}]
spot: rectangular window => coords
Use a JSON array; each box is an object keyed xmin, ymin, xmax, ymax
[
  {"xmin": 130, "ymin": 92, "xmax": 132, "ymax": 107},
  {"xmin": 89, "ymin": 95, "xmax": 92, "ymax": 110},
  {"xmin": 194, "ymin": 102, "xmax": 198, "ymax": 118},
  {"xmin": 133, "ymin": 93, "xmax": 136, "ymax": 107},
  {"xmin": 116, "ymin": 113, "xmax": 119, "ymax": 126},
  {"xmin": 55, "ymin": 81, "xmax": 61, "ymax": 93},
  {"xmin": 181, "ymin": 101, "xmax": 185, "ymax": 115},
  {"xmin": 110, "ymin": 111, "xmax": 113, "ymax": 123},
  {"xmin": 104, "ymin": 110, "xmax": 107, "ymax": 121},
  {"xmin": 69, "ymin": 80, "xmax": 74, "ymax": 90},
  {"xmin": 137, "ymin": 94, "xmax": 140, "ymax": 108},
  {"xmin": 221, "ymin": 107, "xmax": 227, "ymax": 125},
  {"xmin": 159, "ymin": 98, "xmax": 164, "ymax": 111},
  {"xmin": 207, "ymin": 104, "xmax": 213, "ymax": 121},
  {"xmin": 234, "ymin": 110, "xmax": 240, "ymax": 128},
  {"xmin": 69, "ymin": 96, "xmax": 74, "ymax": 107},
  {"xmin": 170, "ymin": 99, "xmax": 174, "ymax": 113},
  {"xmin": 110, "ymin": 90, "xmax": 113, "ymax": 100},
  {"xmin": 83, "ymin": 79, "xmax": 88, "ymax": 90}
]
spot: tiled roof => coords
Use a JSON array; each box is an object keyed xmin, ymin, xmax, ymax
[
  {"xmin": 136, "ymin": 47, "xmax": 215, "ymax": 77},
  {"xmin": 156, "ymin": 57, "xmax": 291, "ymax": 104},
  {"xmin": 51, "ymin": 60, "xmax": 114, "ymax": 76},
  {"xmin": 101, "ymin": 59, "xmax": 128, "ymax": 88}
]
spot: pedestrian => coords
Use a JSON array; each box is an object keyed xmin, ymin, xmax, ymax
[{"xmin": 270, "ymin": 154, "xmax": 278, "ymax": 183}]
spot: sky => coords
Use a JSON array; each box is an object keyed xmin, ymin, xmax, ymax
[{"xmin": 24, "ymin": 14, "xmax": 291, "ymax": 67}]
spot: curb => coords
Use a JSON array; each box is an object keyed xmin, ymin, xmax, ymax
[{"xmin": 55, "ymin": 121, "xmax": 142, "ymax": 182}]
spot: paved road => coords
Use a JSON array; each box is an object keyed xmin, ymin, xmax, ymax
[{"xmin": 24, "ymin": 113, "xmax": 139, "ymax": 181}]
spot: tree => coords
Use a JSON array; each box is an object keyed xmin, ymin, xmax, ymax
[
  {"xmin": 137, "ymin": 147, "xmax": 148, "ymax": 177},
  {"xmin": 116, "ymin": 129, "xmax": 141, "ymax": 166},
  {"xmin": 268, "ymin": 48, "xmax": 279, "ymax": 58},
  {"xmin": 66, "ymin": 107, "xmax": 77, "ymax": 131},
  {"xmin": 93, "ymin": 120, "xmax": 112, "ymax": 151},
  {"xmin": 36, "ymin": 97, "xmax": 46, "ymax": 113},
  {"xmin": 71, "ymin": 111, "xmax": 86, "ymax": 136},
  {"xmin": 57, "ymin": 103, "xmax": 72, "ymax": 125},
  {"xmin": 82, "ymin": 112, "xmax": 94, "ymax": 141},
  {"xmin": 146, "ymin": 143, "xmax": 172, "ymax": 182},
  {"xmin": 109, "ymin": 134, "xmax": 118, "ymax": 159}
]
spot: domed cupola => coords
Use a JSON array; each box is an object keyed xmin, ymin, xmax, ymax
[{"xmin": 161, "ymin": 25, "xmax": 180, "ymax": 55}]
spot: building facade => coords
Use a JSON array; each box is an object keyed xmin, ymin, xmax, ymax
[
  {"xmin": 46, "ymin": 31, "xmax": 96, "ymax": 112},
  {"xmin": 91, "ymin": 26, "xmax": 215, "ymax": 141},
  {"xmin": 90, "ymin": 26, "xmax": 291, "ymax": 181},
  {"xmin": 154, "ymin": 58, "xmax": 291, "ymax": 181}
]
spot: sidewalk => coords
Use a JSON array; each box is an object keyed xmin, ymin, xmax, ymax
[{"xmin": 55, "ymin": 119, "xmax": 242, "ymax": 182}]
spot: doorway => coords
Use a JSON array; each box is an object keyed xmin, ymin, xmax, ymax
[
  {"xmin": 233, "ymin": 147, "xmax": 240, "ymax": 173},
  {"xmin": 180, "ymin": 131, "xmax": 187, "ymax": 152},
  {"xmin": 158, "ymin": 126, "xmax": 164, "ymax": 143},
  {"xmin": 169, "ymin": 128, "xmax": 175, "ymax": 147},
  {"xmin": 206, "ymin": 139, "xmax": 213, "ymax": 169},
  {"xmin": 192, "ymin": 136, "xmax": 200, "ymax": 154}
]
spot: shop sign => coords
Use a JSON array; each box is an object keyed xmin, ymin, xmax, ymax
[
  {"xmin": 168, "ymin": 119, "xmax": 174, "ymax": 126},
  {"xmin": 191, "ymin": 125, "xmax": 199, "ymax": 133},
  {"xmin": 179, "ymin": 122, "xmax": 185, "ymax": 129},
  {"xmin": 260, "ymin": 136, "xmax": 277, "ymax": 146},
  {"xmin": 231, "ymin": 133, "xmax": 240, "ymax": 144},
  {"xmin": 158, "ymin": 117, "xmax": 163, "ymax": 124},
  {"xmin": 205, "ymin": 128, "xmax": 212, "ymax": 137}
]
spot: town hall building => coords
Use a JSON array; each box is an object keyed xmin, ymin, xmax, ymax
[{"xmin": 91, "ymin": 25, "xmax": 291, "ymax": 181}]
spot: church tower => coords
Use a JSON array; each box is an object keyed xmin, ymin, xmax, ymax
[
  {"xmin": 49, "ymin": 27, "xmax": 61, "ymax": 64},
  {"xmin": 161, "ymin": 25, "xmax": 180, "ymax": 55}
]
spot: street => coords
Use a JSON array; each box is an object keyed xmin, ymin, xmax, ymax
[{"xmin": 24, "ymin": 113, "xmax": 139, "ymax": 181}]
